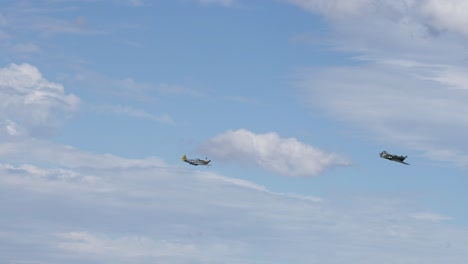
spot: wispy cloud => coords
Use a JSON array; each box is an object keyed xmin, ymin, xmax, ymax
[
  {"xmin": 94, "ymin": 104, "xmax": 174, "ymax": 124},
  {"xmin": 0, "ymin": 140, "xmax": 166, "ymax": 170},
  {"xmin": 57, "ymin": 231, "xmax": 200, "ymax": 259},
  {"xmin": 411, "ymin": 212, "xmax": 452, "ymax": 222},
  {"xmin": 10, "ymin": 12, "xmax": 102, "ymax": 36},
  {"xmin": 28, "ymin": 16, "xmax": 101, "ymax": 36},
  {"xmin": 13, "ymin": 43, "xmax": 41, "ymax": 53},
  {"xmin": 67, "ymin": 68, "xmax": 160, "ymax": 103},
  {"xmin": 199, "ymin": 129, "xmax": 350, "ymax": 176},
  {"xmin": 198, "ymin": 0, "xmax": 236, "ymax": 7},
  {"xmin": 5, "ymin": 0, "xmax": 99, "ymax": 33}
]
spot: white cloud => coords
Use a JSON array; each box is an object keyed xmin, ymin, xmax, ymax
[
  {"xmin": 0, "ymin": 63, "xmax": 80, "ymax": 139},
  {"xmin": 421, "ymin": 0, "xmax": 468, "ymax": 37},
  {"xmin": 199, "ymin": 129, "xmax": 350, "ymax": 176}
]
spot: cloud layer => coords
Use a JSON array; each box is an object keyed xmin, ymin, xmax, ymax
[
  {"xmin": 199, "ymin": 129, "xmax": 350, "ymax": 176},
  {"xmin": 1, "ymin": 143, "xmax": 468, "ymax": 263}
]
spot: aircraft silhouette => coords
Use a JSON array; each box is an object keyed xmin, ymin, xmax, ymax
[
  {"xmin": 379, "ymin": 151, "xmax": 409, "ymax": 165},
  {"xmin": 182, "ymin": 154, "xmax": 211, "ymax": 166}
]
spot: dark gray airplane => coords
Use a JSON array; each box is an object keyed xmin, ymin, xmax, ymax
[{"xmin": 379, "ymin": 151, "xmax": 409, "ymax": 165}]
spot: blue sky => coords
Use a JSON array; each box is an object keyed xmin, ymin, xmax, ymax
[{"xmin": 2, "ymin": 0, "xmax": 468, "ymax": 263}]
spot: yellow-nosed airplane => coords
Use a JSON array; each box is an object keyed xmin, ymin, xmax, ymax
[{"xmin": 182, "ymin": 154, "xmax": 211, "ymax": 166}]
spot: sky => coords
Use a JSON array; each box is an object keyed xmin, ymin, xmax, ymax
[{"xmin": 1, "ymin": 0, "xmax": 468, "ymax": 263}]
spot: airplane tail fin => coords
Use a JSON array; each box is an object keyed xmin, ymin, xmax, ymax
[{"xmin": 182, "ymin": 154, "xmax": 187, "ymax": 161}]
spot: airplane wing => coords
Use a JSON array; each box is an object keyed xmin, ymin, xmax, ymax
[{"xmin": 394, "ymin": 160, "xmax": 410, "ymax": 165}]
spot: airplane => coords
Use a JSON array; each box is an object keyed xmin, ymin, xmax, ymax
[
  {"xmin": 379, "ymin": 151, "xmax": 409, "ymax": 165},
  {"xmin": 182, "ymin": 154, "xmax": 211, "ymax": 166}
]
